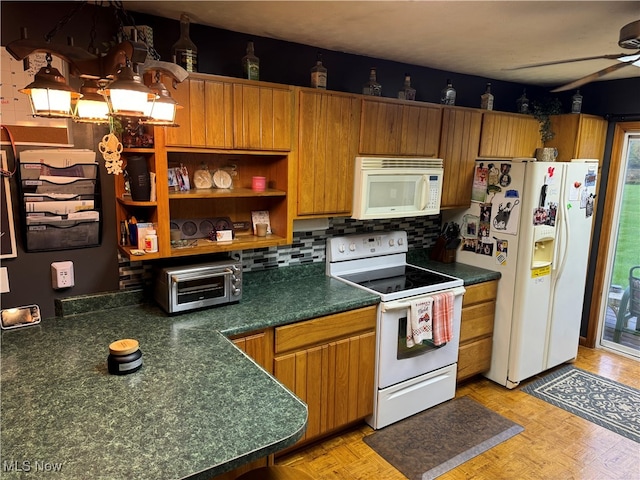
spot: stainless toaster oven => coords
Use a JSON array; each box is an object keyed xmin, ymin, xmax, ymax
[{"xmin": 154, "ymin": 258, "xmax": 242, "ymax": 313}]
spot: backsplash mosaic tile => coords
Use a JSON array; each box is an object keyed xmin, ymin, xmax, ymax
[{"xmin": 118, "ymin": 215, "xmax": 441, "ymax": 287}]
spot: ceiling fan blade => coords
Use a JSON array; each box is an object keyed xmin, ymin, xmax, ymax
[
  {"xmin": 506, "ymin": 53, "xmax": 631, "ymax": 70},
  {"xmin": 550, "ymin": 58, "xmax": 639, "ymax": 92}
]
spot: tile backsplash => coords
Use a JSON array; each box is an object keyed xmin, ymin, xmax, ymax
[{"xmin": 118, "ymin": 215, "xmax": 441, "ymax": 289}]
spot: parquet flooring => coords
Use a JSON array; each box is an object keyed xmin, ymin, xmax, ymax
[{"xmin": 276, "ymin": 346, "xmax": 640, "ymax": 479}]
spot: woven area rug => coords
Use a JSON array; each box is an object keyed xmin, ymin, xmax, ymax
[
  {"xmin": 363, "ymin": 396, "xmax": 523, "ymax": 480},
  {"xmin": 522, "ymin": 365, "xmax": 640, "ymax": 443}
]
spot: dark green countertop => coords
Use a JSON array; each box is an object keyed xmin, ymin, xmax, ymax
[
  {"xmin": 407, "ymin": 251, "xmax": 501, "ymax": 286},
  {"xmin": 0, "ymin": 259, "xmax": 497, "ymax": 480},
  {"xmin": 0, "ymin": 264, "xmax": 379, "ymax": 480}
]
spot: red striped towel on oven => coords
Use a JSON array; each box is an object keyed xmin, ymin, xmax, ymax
[
  {"xmin": 406, "ymin": 297, "xmax": 433, "ymax": 348},
  {"xmin": 432, "ymin": 291, "xmax": 455, "ymax": 346}
]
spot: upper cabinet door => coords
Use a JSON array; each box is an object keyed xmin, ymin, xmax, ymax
[
  {"xmin": 545, "ymin": 114, "xmax": 607, "ymax": 163},
  {"xmin": 165, "ymin": 78, "xmax": 205, "ymax": 147},
  {"xmin": 399, "ymin": 103, "xmax": 443, "ymax": 157},
  {"xmin": 359, "ymin": 98, "xmax": 442, "ymax": 156},
  {"xmin": 439, "ymin": 107, "xmax": 482, "ymax": 209},
  {"xmin": 204, "ymin": 79, "xmax": 234, "ymax": 149},
  {"xmin": 165, "ymin": 77, "xmax": 233, "ymax": 149},
  {"xmin": 233, "ymin": 84, "xmax": 293, "ymax": 151},
  {"xmin": 297, "ymin": 89, "xmax": 361, "ymax": 217},
  {"xmin": 479, "ymin": 111, "xmax": 542, "ymax": 158},
  {"xmin": 165, "ymin": 75, "xmax": 292, "ymax": 151}
]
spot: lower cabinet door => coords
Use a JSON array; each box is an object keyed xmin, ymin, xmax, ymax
[
  {"xmin": 274, "ymin": 331, "xmax": 375, "ymax": 444},
  {"xmin": 457, "ymin": 336, "xmax": 493, "ymax": 381}
]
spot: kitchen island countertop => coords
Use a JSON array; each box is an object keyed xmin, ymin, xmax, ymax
[
  {"xmin": 0, "ymin": 260, "xmax": 496, "ymax": 479},
  {"xmin": 1, "ymin": 265, "xmax": 379, "ymax": 480}
]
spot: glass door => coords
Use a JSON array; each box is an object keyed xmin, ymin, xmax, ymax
[{"xmin": 599, "ymin": 131, "xmax": 640, "ymax": 357}]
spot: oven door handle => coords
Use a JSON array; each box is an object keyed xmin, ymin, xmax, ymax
[
  {"xmin": 171, "ymin": 269, "xmax": 232, "ymax": 284},
  {"xmin": 380, "ymin": 286, "xmax": 466, "ymax": 312}
]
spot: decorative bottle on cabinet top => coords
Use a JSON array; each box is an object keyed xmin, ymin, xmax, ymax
[
  {"xmin": 440, "ymin": 79, "xmax": 456, "ymax": 105},
  {"xmin": 397, "ymin": 73, "xmax": 416, "ymax": 100},
  {"xmin": 362, "ymin": 68, "xmax": 382, "ymax": 96},
  {"xmin": 172, "ymin": 13, "xmax": 197, "ymax": 72},
  {"xmin": 480, "ymin": 82, "xmax": 494, "ymax": 110},
  {"xmin": 571, "ymin": 89, "xmax": 583, "ymax": 113},
  {"xmin": 242, "ymin": 41, "xmax": 260, "ymax": 80},
  {"xmin": 516, "ymin": 88, "xmax": 529, "ymax": 113},
  {"xmin": 310, "ymin": 53, "xmax": 327, "ymax": 89}
]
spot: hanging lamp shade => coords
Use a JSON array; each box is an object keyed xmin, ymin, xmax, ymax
[
  {"xmin": 19, "ymin": 59, "xmax": 80, "ymax": 118},
  {"xmin": 73, "ymin": 78, "xmax": 110, "ymax": 123},
  {"xmin": 143, "ymin": 78, "xmax": 181, "ymax": 126},
  {"xmin": 99, "ymin": 64, "xmax": 156, "ymax": 118}
]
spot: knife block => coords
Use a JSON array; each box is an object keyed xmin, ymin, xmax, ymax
[
  {"xmin": 430, "ymin": 236, "xmax": 457, "ymax": 263},
  {"xmin": 441, "ymin": 248, "xmax": 457, "ymax": 263}
]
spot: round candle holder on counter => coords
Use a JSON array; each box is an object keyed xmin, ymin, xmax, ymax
[{"xmin": 107, "ymin": 339, "xmax": 143, "ymax": 375}]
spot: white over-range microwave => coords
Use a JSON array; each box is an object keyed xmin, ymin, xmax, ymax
[{"xmin": 351, "ymin": 157, "xmax": 444, "ymax": 220}]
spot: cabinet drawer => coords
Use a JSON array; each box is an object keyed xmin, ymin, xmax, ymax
[
  {"xmin": 457, "ymin": 337, "xmax": 492, "ymax": 381},
  {"xmin": 463, "ymin": 280, "xmax": 498, "ymax": 306},
  {"xmin": 275, "ymin": 306, "xmax": 377, "ymax": 354},
  {"xmin": 460, "ymin": 301, "xmax": 495, "ymax": 343}
]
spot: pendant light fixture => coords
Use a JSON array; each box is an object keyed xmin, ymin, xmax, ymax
[
  {"xmin": 99, "ymin": 61, "xmax": 157, "ymax": 118},
  {"xmin": 7, "ymin": 2, "xmax": 188, "ymax": 126},
  {"xmin": 73, "ymin": 77, "xmax": 110, "ymax": 123},
  {"xmin": 19, "ymin": 53, "xmax": 81, "ymax": 118},
  {"xmin": 142, "ymin": 73, "xmax": 181, "ymax": 126}
]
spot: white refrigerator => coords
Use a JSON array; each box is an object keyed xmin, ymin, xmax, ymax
[{"xmin": 452, "ymin": 159, "xmax": 599, "ymax": 388}]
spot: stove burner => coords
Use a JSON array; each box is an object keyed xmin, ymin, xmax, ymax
[{"xmin": 339, "ymin": 265, "xmax": 451, "ymax": 295}]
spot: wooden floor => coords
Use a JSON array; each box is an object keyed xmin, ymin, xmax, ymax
[{"xmin": 276, "ymin": 347, "xmax": 639, "ymax": 480}]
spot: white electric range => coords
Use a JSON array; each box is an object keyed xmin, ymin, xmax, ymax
[{"xmin": 326, "ymin": 231, "xmax": 465, "ymax": 429}]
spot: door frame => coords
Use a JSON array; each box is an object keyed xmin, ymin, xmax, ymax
[{"xmin": 585, "ymin": 121, "xmax": 640, "ymax": 347}]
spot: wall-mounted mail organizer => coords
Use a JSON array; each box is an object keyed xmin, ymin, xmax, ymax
[{"xmin": 17, "ymin": 149, "xmax": 102, "ymax": 252}]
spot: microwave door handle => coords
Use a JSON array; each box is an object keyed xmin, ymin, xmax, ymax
[{"xmin": 419, "ymin": 175, "xmax": 429, "ymax": 211}]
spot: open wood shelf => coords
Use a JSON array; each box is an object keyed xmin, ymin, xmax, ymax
[
  {"xmin": 166, "ymin": 233, "xmax": 288, "ymax": 257},
  {"xmin": 168, "ymin": 187, "xmax": 286, "ymax": 200}
]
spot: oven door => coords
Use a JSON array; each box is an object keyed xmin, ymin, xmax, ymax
[{"xmin": 377, "ymin": 286, "xmax": 465, "ymax": 389}]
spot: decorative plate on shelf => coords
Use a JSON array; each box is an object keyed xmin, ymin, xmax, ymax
[
  {"xmin": 193, "ymin": 168, "xmax": 212, "ymax": 189},
  {"xmin": 212, "ymin": 169, "xmax": 233, "ymax": 189}
]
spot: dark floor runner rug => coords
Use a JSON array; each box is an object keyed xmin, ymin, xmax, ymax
[
  {"xmin": 363, "ymin": 396, "xmax": 523, "ymax": 480},
  {"xmin": 522, "ymin": 365, "xmax": 640, "ymax": 443}
]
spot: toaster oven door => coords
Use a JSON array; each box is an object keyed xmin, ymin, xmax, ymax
[{"xmin": 170, "ymin": 270, "xmax": 231, "ymax": 311}]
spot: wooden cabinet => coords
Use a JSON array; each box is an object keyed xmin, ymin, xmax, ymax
[
  {"xmin": 273, "ymin": 306, "xmax": 376, "ymax": 445},
  {"xmin": 296, "ymin": 89, "xmax": 361, "ymax": 217},
  {"xmin": 114, "ymin": 73, "xmax": 293, "ymax": 261},
  {"xmin": 439, "ymin": 106, "xmax": 483, "ymax": 208},
  {"xmin": 116, "ymin": 148, "xmax": 167, "ymax": 260},
  {"xmin": 359, "ymin": 98, "xmax": 442, "ymax": 156},
  {"xmin": 166, "ymin": 77, "xmax": 234, "ymax": 149},
  {"xmin": 232, "ymin": 83, "xmax": 293, "ymax": 151},
  {"xmin": 163, "ymin": 150, "xmax": 290, "ymax": 257},
  {"xmin": 545, "ymin": 114, "xmax": 607, "ymax": 163},
  {"xmin": 479, "ymin": 111, "xmax": 542, "ymax": 158},
  {"xmin": 457, "ymin": 280, "xmax": 498, "ymax": 382},
  {"xmin": 231, "ymin": 329, "xmax": 274, "ymax": 373},
  {"xmin": 165, "ymin": 73, "xmax": 293, "ymax": 152}
]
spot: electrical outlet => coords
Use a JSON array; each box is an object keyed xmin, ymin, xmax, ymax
[{"xmin": 51, "ymin": 261, "xmax": 74, "ymax": 289}]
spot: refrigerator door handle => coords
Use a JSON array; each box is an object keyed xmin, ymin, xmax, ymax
[{"xmin": 554, "ymin": 168, "xmax": 570, "ymax": 277}]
